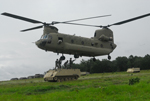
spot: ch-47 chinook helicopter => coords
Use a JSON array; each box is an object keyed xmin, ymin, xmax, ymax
[{"xmin": 1, "ymin": 12, "xmax": 150, "ymax": 61}]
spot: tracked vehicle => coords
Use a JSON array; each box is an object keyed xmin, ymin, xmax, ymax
[{"xmin": 44, "ymin": 69, "xmax": 80, "ymax": 82}]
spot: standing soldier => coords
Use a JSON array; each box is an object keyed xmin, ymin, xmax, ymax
[
  {"xmin": 58, "ymin": 57, "xmax": 63, "ymax": 69},
  {"xmin": 55, "ymin": 59, "xmax": 59, "ymax": 69},
  {"xmin": 69, "ymin": 58, "xmax": 76, "ymax": 68},
  {"xmin": 64, "ymin": 60, "xmax": 68, "ymax": 69}
]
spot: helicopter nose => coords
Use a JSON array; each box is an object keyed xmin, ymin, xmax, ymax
[
  {"xmin": 35, "ymin": 40, "xmax": 40, "ymax": 46},
  {"xmin": 35, "ymin": 40, "xmax": 46, "ymax": 47}
]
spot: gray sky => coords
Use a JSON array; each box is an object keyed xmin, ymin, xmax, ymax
[{"xmin": 0, "ymin": 0, "xmax": 150, "ymax": 81}]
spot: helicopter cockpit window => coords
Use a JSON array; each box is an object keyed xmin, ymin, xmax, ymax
[
  {"xmin": 41, "ymin": 35, "xmax": 48, "ymax": 39},
  {"xmin": 41, "ymin": 34, "xmax": 52, "ymax": 44},
  {"xmin": 41, "ymin": 34, "xmax": 52, "ymax": 40}
]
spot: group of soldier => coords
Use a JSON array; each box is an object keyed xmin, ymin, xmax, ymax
[{"xmin": 55, "ymin": 57, "xmax": 76, "ymax": 69}]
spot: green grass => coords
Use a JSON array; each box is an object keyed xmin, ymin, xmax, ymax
[{"xmin": 0, "ymin": 70, "xmax": 150, "ymax": 101}]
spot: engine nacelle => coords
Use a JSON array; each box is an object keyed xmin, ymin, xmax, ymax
[
  {"xmin": 94, "ymin": 28, "xmax": 114, "ymax": 42},
  {"xmin": 99, "ymin": 34, "xmax": 113, "ymax": 41}
]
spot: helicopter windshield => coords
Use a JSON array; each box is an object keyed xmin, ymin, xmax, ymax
[{"xmin": 41, "ymin": 34, "xmax": 52, "ymax": 40}]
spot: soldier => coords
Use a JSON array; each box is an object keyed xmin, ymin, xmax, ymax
[
  {"xmin": 69, "ymin": 58, "xmax": 76, "ymax": 68},
  {"xmin": 64, "ymin": 60, "xmax": 68, "ymax": 69},
  {"xmin": 58, "ymin": 57, "xmax": 63, "ymax": 69},
  {"xmin": 55, "ymin": 59, "xmax": 59, "ymax": 69}
]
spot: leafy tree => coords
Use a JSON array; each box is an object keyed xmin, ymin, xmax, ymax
[
  {"xmin": 115, "ymin": 56, "xmax": 128, "ymax": 71},
  {"xmin": 141, "ymin": 54, "xmax": 150, "ymax": 70},
  {"xmin": 72, "ymin": 54, "xmax": 150, "ymax": 73}
]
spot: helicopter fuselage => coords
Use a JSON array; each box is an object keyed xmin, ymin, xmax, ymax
[{"xmin": 35, "ymin": 26, "xmax": 117, "ymax": 58}]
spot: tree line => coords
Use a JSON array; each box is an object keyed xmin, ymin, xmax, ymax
[{"xmin": 71, "ymin": 54, "xmax": 150, "ymax": 73}]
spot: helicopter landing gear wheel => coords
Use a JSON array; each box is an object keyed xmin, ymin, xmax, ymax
[
  {"xmin": 74, "ymin": 54, "xmax": 79, "ymax": 58},
  {"xmin": 60, "ymin": 55, "xmax": 65, "ymax": 60},
  {"xmin": 93, "ymin": 57, "xmax": 96, "ymax": 62},
  {"xmin": 108, "ymin": 55, "xmax": 111, "ymax": 60}
]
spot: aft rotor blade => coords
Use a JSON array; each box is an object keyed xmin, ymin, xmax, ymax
[
  {"xmin": 109, "ymin": 13, "xmax": 150, "ymax": 26},
  {"xmin": 21, "ymin": 25, "xmax": 43, "ymax": 32},
  {"xmin": 52, "ymin": 15, "xmax": 111, "ymax": 25},
  {"xmin": 1, "ymin": 12, "xmax": 43, "ymax": 24}
]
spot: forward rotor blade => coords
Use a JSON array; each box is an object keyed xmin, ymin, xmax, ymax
[
  {"xmin": 1, "ymin": 12, "xmax": 43, "ymax": 24},
  {"xmin": 109, "ymin": 13, "xmax": 150, "ymax": 26},
  {"xmin": 57, "ymin": 22, "xmax": 100, "ymax": 27},
  {"xmin": 52, "ymin": 15, "xmax": 111, "ymax": 25},
  {"xmin": 62, "ymin": 15, "xmax": 111, "ymax": 23},
  {"xmin": 21, "ymin": 25, "xmax": 43, "ymax": 32}
]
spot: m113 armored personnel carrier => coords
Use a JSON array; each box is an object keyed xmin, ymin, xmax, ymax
[{"xmin": 44, "ymin": 69, "xmax": 80, "ymax": 82}]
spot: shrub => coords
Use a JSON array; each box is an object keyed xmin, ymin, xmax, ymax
[{"xmin": 129, "ymin": 77, "xmax": 140, "ymax": 85}]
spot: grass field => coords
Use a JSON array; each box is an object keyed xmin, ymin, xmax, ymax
[{"xmin": 0, "ymin": 70, "xmax": 150, "ymax": 101}]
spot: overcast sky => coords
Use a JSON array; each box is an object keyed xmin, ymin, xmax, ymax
[{"xmin": 0, "ymin": 0, "xmax": 150, "ymax": 81}]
